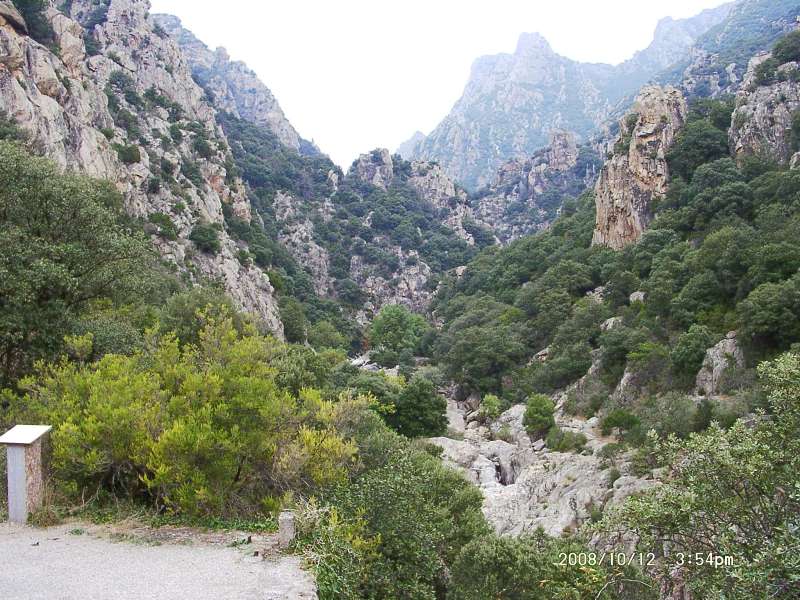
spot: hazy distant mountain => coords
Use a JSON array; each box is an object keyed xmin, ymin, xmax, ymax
[{"xmin": 406, "ymin": 3, "xmax": 732, "ymax": 189}]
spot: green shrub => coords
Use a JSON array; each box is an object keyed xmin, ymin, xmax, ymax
[
  {"xmin": 147, "ymin": 212, "xmax": 177, "ymax": 240},
  {"xmin": 448, "ymin": 531, "xmax": 652, "ymax": 600},
  {"xmin": 545, "ymin": 426, "xmax": 587, "ymax": 452},
  {"xmin": 385, "ymin": 375, "xmax": 447, "ymax": 438},
  {"xmin": 601, "ymin": 409, "xmax": 640, "ymax": 437},
  {"xmin": 114, "ymin": 143, "xmax": 140, "ymax": 164},
  {"xmin": 523, "ymin": 394, "xmax": 555, "ymax": 439},
  {"xmin": 10, "ymin": 316, "xmax": 360, "ymax": 516},
  {"xmin": 188, "ymin": 222, "xmax": 220, "ymax": 254},
  {"xmin": 773, "ymin": 30, "xmax": 800, "ymax": 65}
]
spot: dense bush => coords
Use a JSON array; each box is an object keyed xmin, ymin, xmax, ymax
[
  {"xmin": 601, "ymin": 352, "xmax": 800, "ymax": 599},
  {"xmin": 0, "ymin": 142, "xmax": 154, "ymax": 384},
  {"xmin": 523, "ymin": 394, "xmax": 555, "ymax": 439},
  {"xmin": 9, "ymin": 314, "xmax": 359, "ymax": 515},
  {"xmin": 189, "ymin": 222, "xmax": 221, "ymax": 254}
]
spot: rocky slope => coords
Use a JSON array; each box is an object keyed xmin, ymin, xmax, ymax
[
  {"xmin": 470, "ymin": 130, "xmax": 601, "ymax": 244},
  {"xmin": 0, "ymin": 0, "xmax": 283, "ymax": 335},
  {"xmin": 669, "ymin": 0, "xmax": 800, "ymax": 99},
  {"xmin": 592, "ymin": 86, "xmax": 687, "ymax": 250},
  {"xmin": 407, "ymin": 6, "xmax": 730, "ymax": 190},
  {"xmin": 430, "ymin": 386, "xmax": 653, "ymax": 537},
  {"xmin": 152, "ymin": 14, "xmax": 305, "ymax": 153},
  {"xmin": 730, "ymin": 52, "xmax": 800, "ymax": 165}
]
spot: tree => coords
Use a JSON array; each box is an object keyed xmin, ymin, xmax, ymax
[
  {"xmin": 0, "ymin": 142, "xmax": 153, "ymax": 384},
  {"xmin": 369, "ymin": 304, "xmax": 428, "ymax": 365},
  {"xmin": 670, "ymin": 325, "xmax": 716, "ymax": 380},
  {"xmin": 308, "ymin": 320, "xmax": 346, "ymax": 350},
  {"xmin": 773, "ymin": 30, "xmax": 800, "ymax": 64},
  {"xmin": 667, "ymin": 120, "xmax": 730, "ymax": 182},
  {"xmin": 601, "ymin": 353, "xmax": 800, "ymax": 599},
  {"xmin": 189, "ymin": 223, "xmax": 221, "ymax": 254},
  {"xmin": 385, "ymin": 375, "xmax": 447, "ymax": 438},
  {"xmin": 279, "ymin": 297, "xmax": 308, "ymax": 344},
  {"xmin": 523, "ymin": 394, "xmax": 555, "ymax": 439}
]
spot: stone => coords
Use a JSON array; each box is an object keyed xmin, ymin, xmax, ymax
[
  {"xmin": 592, "ymin": 86, "xmax": 687, "ymax": 250},
  {"xmin": 0, "ymin": 1, "xmax": 26, "ymax": 34},
  {"xmin": 277, "ymin": 511, "xmax": 296, "ymax": 549},
  {"xmin": 695, "ymin": 331, "xmax": 745, "ymax": 397},
  {"xmin": 730, "ymin": 54, "xmax": 800, "ymax": 165},
  {"xmin": 629, "ymin": 291, "xmax": 646, "ymax": 304}
]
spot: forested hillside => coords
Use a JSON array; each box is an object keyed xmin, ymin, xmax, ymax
[{"xmin": 1, "ymin": 1, "xmax": 799, "ymax": 599}]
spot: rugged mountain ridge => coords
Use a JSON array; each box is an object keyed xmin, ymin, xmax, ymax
[
  {"xmin": 152, "ymin": 14, "xmax": 307, "ymax": 154},
  {"xmin": 406, "ymin": 4, "xmax": 731, "ymax": 190},
  {"xmin": 0, "ymin": 0, "xmax": 284, "ymax": 334},
  {"xmin": 470, "ymin": 130, "xmax": 601, "ymax": 244}
]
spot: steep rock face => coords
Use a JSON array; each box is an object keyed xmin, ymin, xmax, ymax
[
  {"xmin": 406, "ymin": 160, "xmax": 474, "ymax": 244},
  {"xmin": 592, "ymin": 86, "xmax": 687, "ymax": 250},
  {"xmin": 0, "ymin": 0, "xmax": 283, "ymax": 336},
  {"xmin": 153, "ymin": 14, "xmax": 302, "ymax": 152},
  {"xmin": 409, "ymin": 7, "xmax": 728, "ymax": 190},
  {"xmin": 471, "ymin": 130, "xmax": 601, "ymax": 244},
  {"xmin": 273, "ymin": 192, "xmax": 335, "ymax": 297},
  {"xmin": 730, "ymin": 53, "xmax": 800, "ymax": 165}
]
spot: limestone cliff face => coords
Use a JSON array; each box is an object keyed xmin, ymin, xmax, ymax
[
  {"xmin": 152, "ymin": 14, "xmax": 302, "ymax": 152},
  {"xmin": 0, "ymin": 0, "xmax": 283, "ymax": 336},
  {"xmin": 730, "ymin": 53, "xmax": 800, "ymax": 165},
  {"xmin": 472, "ymin": 130, "xmax": 601, "ymax": 244},
  {"xmin": 592, "ymin": 86, "xmax": 687, "ymax": 250},
  {"xmin": 408, "ymin": 6, "xmax": 729, "ymax": 190}
]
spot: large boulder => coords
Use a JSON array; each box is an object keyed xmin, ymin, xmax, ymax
[{"xmin": 695, "ymin": 331, "xmax": 745, "ymax": 397}]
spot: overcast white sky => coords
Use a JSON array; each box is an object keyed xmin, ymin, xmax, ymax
[{"xmin": 150, "ymin": 0, "xmax": 730, "ymax": 167}]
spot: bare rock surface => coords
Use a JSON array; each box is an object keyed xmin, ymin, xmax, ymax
[
  {"xmin": 593, "ymin": 86, "xmax": 687, "ymax": 249},
  {"xmin": 0, "ymin": 0, "xmax": 284, "ymax": 336},
  {"xmin": 731, "ymin": 54, "xmax": 800, "ymax": 165},
  {"xmin": 430, "ymin": 389, "xmax": 653, "ymax": 537},
  {"xmin": 0, "ymin": 522, "xmax": 317, "ymax": 599}
]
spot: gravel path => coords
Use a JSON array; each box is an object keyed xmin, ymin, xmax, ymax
[{"xmin": 0, "ymin": 522, "xmax": 317, "ymax": 600}]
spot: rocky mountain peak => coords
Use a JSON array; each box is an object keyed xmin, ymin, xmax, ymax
[
  {"xmin": 409, "ymin": 5, "xmax": 730, "ymax": 190},
  {"xmin": 592, "ymin": 85, "xmax": 687, "ymax": 250},
  {"xmin": 514, "ymin": 32, "xmax": 554, "ymax": 56}
]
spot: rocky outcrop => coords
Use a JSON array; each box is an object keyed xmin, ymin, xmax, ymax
[
  {"xmin": 0, "ymin": 0, "xmax": 283, "ymax": 336},
  {"xmin": 352, "ymin": 148, "xmax": 394, "ymax": 190},
  {"xmin": 406, "ymin": 160, "xmax": 474, "ymax": 244},
  {"xmin": 675, "ymin": 0, "xmax": 797, "ymax": 98},
  {"xmin": 0, "ymin": 1, "xmax": 26, "ymax": 34},
  {"xmin": 430, "ymin": 395, "xmax": 653, "ymax": 536},
  {"xmin": 273, "ymin": 192, "xmax": 334, "ymax": 296},
  {"xmin": 592, "ymin": 86, "xmax": 687, "ymax": 250},
  {"xmin": 730, "ymin": 53, "xmax": 800, "ymax": 165},
  {"xmin": 695, "ymin": 331, "xmax": 745, "ymax": 397},
  {"xmin": 153, "ymin": 14, "xmax": 302, "ymax": 152},
  {"xmin": 409, "ymin": 7, "xmax": 728, "ymax": 190},
  {"xmin": 471, "ymin": 130, "xmax": 601, "ymax": 244}
]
